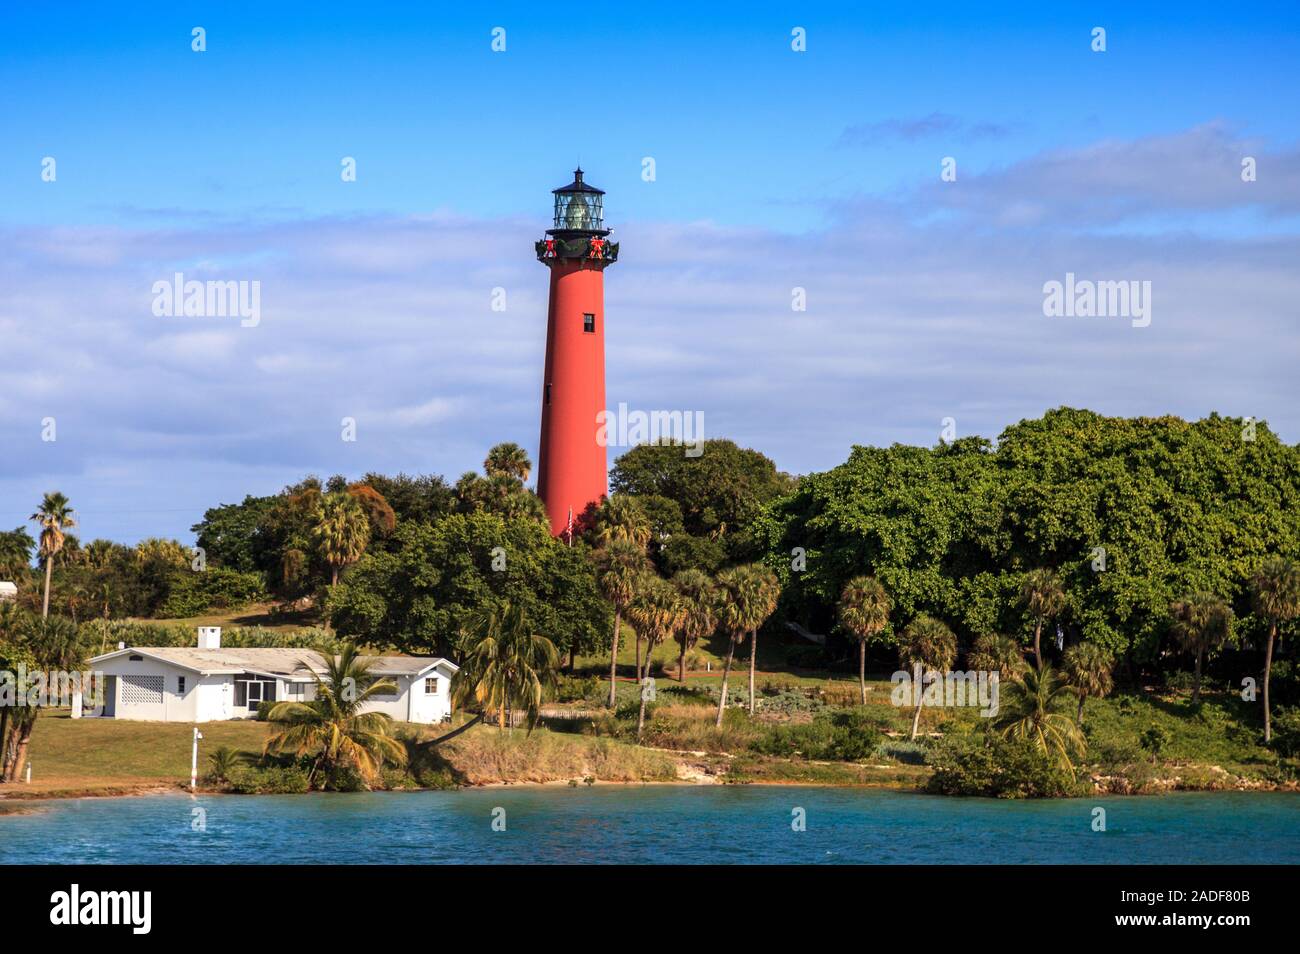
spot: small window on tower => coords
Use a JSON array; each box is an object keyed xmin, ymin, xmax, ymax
[
  {"xmin": 583, "ymin": 313, "xmax": 595, "ymax": 334},
  {"xmin": 546, "ymin": 383, "xmax": 552, "ymax": 405}
]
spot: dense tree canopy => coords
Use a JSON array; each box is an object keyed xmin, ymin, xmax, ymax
[
  {"xmin": 325, "ymin": 510, "xmax": 610, "ymax": 660},
  {"xmin": 759, "ymin": 408, "xmax": 1300, "ymax": 670},
  {"xmin": 607, "ymin": 439, "xmax": 796, "ymax": 568}
]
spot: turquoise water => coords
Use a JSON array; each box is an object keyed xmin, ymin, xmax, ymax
[{"xmin": 2, "ymin": 787, "xmax": 1296, "ymax": 864}]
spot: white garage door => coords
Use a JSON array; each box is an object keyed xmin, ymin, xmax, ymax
[{"xmin": 122, "ymin": 674, "xmax": 164, "ymax": 706}]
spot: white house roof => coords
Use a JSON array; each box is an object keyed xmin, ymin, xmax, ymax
[
  {"xmin": 88, "ymin": 646, "xmax": 458, "ymax": 680},
  {"xmin": 0, "ymin": 581, "xmax": 17, "ymax": 599}
]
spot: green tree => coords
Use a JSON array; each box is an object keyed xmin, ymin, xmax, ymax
[
  {"xmin": 263, "ymin": 643, "xmax": 406, "ymax": 789},
  {"xmin": 191, "ymin": 495, "xmax": 277, "ymax": 574},
  {"xmin": 1251, "ymin": 556, "xmax": 1300, "ymax": 742},
  {"xmin": 30, "ymin": 492, "xmax": 76, "ymax": 619},
  {"xmin": 610, "ymin": 439, "xmax": 795, "ymax": 562},
  {"xmin": 897, "ymin": 614, "xmax": 957, "ymax": 740},
  {"xmin": 838, "ymin": 575, "xmax": 891, "ymax": 704},
  {"xmin": 713, "ymin": 563, "xmax": 781, "ymax": 724},
  {"xmin": 0, "ymin": 527, "xmax": 34, "ymax": 580},
  {"xmin": 1060, "ymin": 641, "xmax": 1114, "ymax": 723},
  {"xmin": 1169, "ymin": 592, "xmax": 1232, "ymax": 704},
  {"xmin": 671, "ymin": 569, "xmax": 717, "ymax": 682},
  {"xmin": 358, "ymin": 473, "xmax": 455, "ymax": 530},
  {"xmin": 311, "ymin": 492, "xmax": 371, "ymax": 586},
  {"xmin": 625, "ymin": 575, "xmax": 686, "ymax": 736},
  {"xmin": 591, "ymin": 495, "xmax": 653, "ymax": 552},
  {"xmin": 453, "ymin": 601, "xmax": 558, "ymax": 731},
  {"xmin": 967, "ymin": 633, "xmax": 1027, "ymax": 683},
  {"xmin": 2, "ymin": 615, "xmax": 83, "ymax": 782},
  {"xmin": 995, "ymin": 665, "xmax": 1085, "ymax": 771},
  {"xmin": 593, "ymin": 539, "xmax": 649, "ymax": 706},
  {"xmin": 484, "ymin": 442, "xmax": 532, "ymax": 482},
  {"xmin": 1020, "ymin": 568, "xmax": 1065, "ymax": 669},
  {"xmin": 327, "ymin": 510, "xmax": 604, "ymax": 659}
]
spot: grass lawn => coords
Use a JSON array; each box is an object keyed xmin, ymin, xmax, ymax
[
  {"xmin": 6, "ymin": 712, "xmax": 275, "ymax": 797},
  {"xmin": 4, "ymin": 711, "xmax": 684, "ymax": 798}
]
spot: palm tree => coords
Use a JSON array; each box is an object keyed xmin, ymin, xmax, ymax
[
  {"xmin": 483, "ymin": 442, "xmax": 532, "ymax": 483},
  {"xmin": 1020, "ymin": 568, "xmax": 1065, "ymax": 668},
  {"xmin": 29, "ymin": 492, "xmax": 76, "ymax": 619},
  {"xmin": 454, "ymin": 601, "xmax": 559, "ymax": 732},
  {"xmin": 205, "ymin": 746, "xmax": 241, "ymax": 784},
  {"xmin": 311, "ymin": 491, "xmax": 371, "ymax": 586},
  {"xmin": 713, "ymin": 563, "xmax": 781, "ymax": 725},
  {"xmin": 897, "ymin": 614, "xmax": 957, "ymax": 740},
  {"xmin": 3, "ymin": 615, "xmax": 81, "ymax": 782},
  {"xmin": 838, "ymin": 575, "xmax": 891, "ymax": 705},
  {"xmin": 263, "ymin": 643, "xmax": 407, "ymax": 789},
  {"xmin": 592, "ymin": 496, "xmax": 652, "ymax": 551},
  {"xmin": 626, "ymin": 576, "xmax": 686, "ymax": 737},
  {"xmin": 1251, "ymin": 556, "xmax": 1300, "ymax": 743},
  {"xmin": 995, "ymin": 664, "xmax": 1086, "ymax": 771},
  {"xmin": 671, "ymin": 569, "xmax": 717, "ymax": 683},
  {"xmin": 1061, "ymin": 641, "xmax": 1114, "ymax": 723},
  {"xmin": 967, "ymin": 633, "xmax": 1028, "ymax": 683},
  {"xmin": 593, "ymin": 539, "xmax": 649, "ymax": 707},
  {"xmin": 1169, "ymin": 592, "xmax": 1233, "ymax": 704}
]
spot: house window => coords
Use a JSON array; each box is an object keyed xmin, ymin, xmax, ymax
[
  {"xmin": 177, "ymin": 676, "xmax": 186, "ymax": 694},
  {"xmin": 424, "ymin": 677, "xmax": 438, "ymax": 695},
  {"xmin": 128, "ymin": 654, "xmax": 143, "ymax": 661},
  {"xmin": 583, "ymin": 313, "xmax": 595, "ymax": 333},
  {"xmin": 234, "ymin": 677, "xmax": 276, "ymax": 709},
  {"xmin": 373, "ymin": 679, "xmax": 401, "ymax": 699}
]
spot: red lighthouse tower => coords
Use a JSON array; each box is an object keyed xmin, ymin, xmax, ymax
[{"xmin": 535, "ymin": 168, "xmax": 620, "ymax": 538}]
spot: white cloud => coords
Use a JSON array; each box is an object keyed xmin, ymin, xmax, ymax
[{"xmin": 1, "ymin": 124, "xmax": 1297, "ymax": 542}]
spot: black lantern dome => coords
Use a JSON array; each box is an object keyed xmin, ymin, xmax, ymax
[{"xmin": 549, "ymin": 167, "xmax": 608, "ymax": 235}]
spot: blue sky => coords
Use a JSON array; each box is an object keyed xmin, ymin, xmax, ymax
[{"xmin": 2, "ymin": 2, "xmax": 1299, "ymax": 543}]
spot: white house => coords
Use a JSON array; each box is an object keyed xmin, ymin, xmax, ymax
[
  {"xmin": 0, "ymin": 581, "xmax": 17, "ymax": 602},
  {"xmin": 87, "ymin": 627, "xmax": 458, "ymax": 724}
]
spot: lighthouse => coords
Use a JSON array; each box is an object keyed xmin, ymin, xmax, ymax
[{"xmin": 534, "ymin": 168, "xmax": 620, "ymax": 538}]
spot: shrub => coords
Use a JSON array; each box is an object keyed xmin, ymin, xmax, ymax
[
  {"xmin": 225, "ymin": 765, "xmax": 311, "ymax": 794},
  {"xmin": 873, "ymin": 740, "xmax": 928, "ymax": 765},
  {"xmin": 926, "ymin": 734, "xmax": 1080, "ymax": 798},
  {"xmin": 1140, "ymin": 725, "xmax": 1172, "ymax": 759},
  {"xmin": 750, "ymin": 707, "xmax": 885, "ymax": 761},
  {"xmin": 1271, "ymin": 707, "xmax": 1300, "ymax": 758},
  {"xmin": 553, "ymin": 674, "xmax": 601, "ymax": 703},
  {"xmin": 158, "ymin": 568, "xmax": 268, "ymax": 618},
  {"xmin": 203, "ymin": 745, "xmax": 242, "ymax": 783},
  {"xmin": 380, "ymin": 767, "xmax": 417, "ymax": 790}
]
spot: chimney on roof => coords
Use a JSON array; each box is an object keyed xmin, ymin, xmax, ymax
[
  {"xmin": 197, "ymin": 626, "xmax": 222, "ymax": 649},
  {"xmin": 117, "ymin": 641, "xmax": 125, "ymax": 650}
]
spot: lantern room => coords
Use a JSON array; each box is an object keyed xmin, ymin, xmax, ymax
[{"xmin": 550, "ymin": 168, "xmax": 607, "ymax": 235}]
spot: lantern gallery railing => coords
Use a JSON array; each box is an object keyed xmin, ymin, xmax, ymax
[{"xmin": 535, "ymin": 236, "xmax": 620, "ymax": 263}]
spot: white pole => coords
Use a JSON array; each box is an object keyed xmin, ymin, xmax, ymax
[
  {"xmin": 25, "ymin": 762, "xmax": 31, "ymax": 784},
  {"xmin": 190, "ymin": 727, "xmax": 203, "ymax": 791}
]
